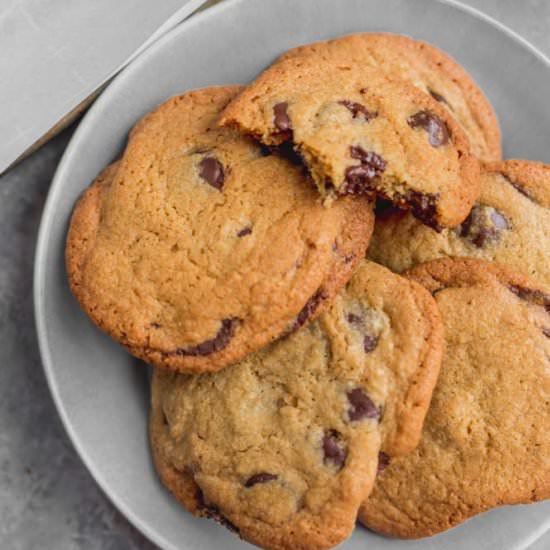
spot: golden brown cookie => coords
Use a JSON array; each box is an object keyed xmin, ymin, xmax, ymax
[
  {"xmin": 221, "ymin": 51, "xmax": 480, "ymax": 230},
  {"xmin": 150, "ymin": 261, "xmax": 443, "ymax": 550},
  {"xmin": 66, "ymin": 86, "xmax": 374, "ymax": 374},
  {"xmin": 368, "ymin": 160, "xmax": 550, "ymax": 287},
  {"xmin": 281, "ymin": 33, "xmax": 501, "ymax": 161},
  {"xmin": 360, "ymin": 258, "xmax": 550, "ymax": 538}
]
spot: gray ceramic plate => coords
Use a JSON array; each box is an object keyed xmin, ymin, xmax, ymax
[{"xmin": 34, "ymin": 0, "xmax": 550, "ymax": 548}]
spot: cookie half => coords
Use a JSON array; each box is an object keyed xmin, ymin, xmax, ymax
[
  {"xmin": 360, "ymin": 258, "xmax": 550, "ymax": 538},
  {"xmin": 221, "ymin": 53, "xmax": 479, "ymax": 230},
  {"xmin": 368, "ymin": 160, "xmax": 550, "ymax": 287},
  {"xmin": 281, "ymin": 33, "xmax": 501, "ymax": 161},
  {"xmin": 150, "ymin": 261, "xmax": 443, "ymax": 550},
  {"xmin": 66, "ymin": 86, "xmax": 374, "ymax": 374}
]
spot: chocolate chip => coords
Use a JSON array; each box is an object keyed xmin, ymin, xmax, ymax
[
  {"xmin": 346, "ymin": 311, "xmax": 379, "ymax": 351},
  {"xmin": 204, "ymin": 507, "xmax": 240, "ymax": 534},
  {"xmin": 404, "ymin": 190, "xmax": 442, "ymax": 231},
  {"xmin": 347, "ymin": 388, "xmax": 380, "ymax": 421},
  {"xmin": 543, "ymin": 328, "xmax": 550, "ymax": 338},
  {"xmin": 199, "ymin": 157, "xmax": 224, "ymax": 190},
  {"xmin": 407, "ymin": 111, "xmax": 450, "ymax": 147},
  {"xmin": 508, "ymin": 285, "xmax": 550, "ymax": 313},
  {"xmin": 343, "ymin": 146, "xmax": 387, "ymax": 195},
  {"xmin": 196, "ymin": 488, "xmax": 240, "ymax": 533},
  {"xmin": 346, "ymin": 313, "xmax": 362, "ymax": 324},
  {"xmin": 459, "ymin": 205, "xmax": 510, "ymax": 247},
  {"xmin": 173, "ymin": 318, "xmax": 237, "ymax": 356},
  {"xmin": 363, "ymin": 335, "xmax": 379, "ymax": 353},
  {"xmin": 359, "ymin": 87, "xmax": 369, "ymax": 94},
  {"xmin": 245, "ymin": 473, "xmax": 278, "ymax": 487},
  {"xmin": 500, "ymin": 173, "xmax": 535, "ymax": 202},
  {"xmin": 339, "ymin": 100, "xmax": 378, "ymax": 122},
  {"xmin": 428, "ymin": 89, "xmax": 449, "ymax": 106},
  {"xmin": 273, "ymin": 102, "xmax": 292, "ymax": 132},
  {"xmin": 288, "ymin": 289, "xmax": 327, "ymax": 332},
  {"xmin": 322, "ymin": 430, "xmax": 347, "ymax": 468},
  {"xmin": 377, "ymin": 452, "xmax": 390, "ymax": 475},
  {"xmin": 237, "ymin": 227, "xmax": 252, "ymax": 238},
  {"xmin": 150, "ymin": 322, "xmax": 161, "ymax": 329}
]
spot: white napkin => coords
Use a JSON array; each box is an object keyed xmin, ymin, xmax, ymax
[{"xmin": 0, "ymin": 0, "xmax": 208, "ymax": 173}]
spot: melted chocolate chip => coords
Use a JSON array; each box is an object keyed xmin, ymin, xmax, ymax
[
  {"xmin": 343, "ymin": 146, "xmax": 387, "ymax": 195},
  {"xmin": 346, "ymin": 313, "xmax": 362, "ymax": 324},
  {"xmin": 363, "ymin": 334, "xmax": 379, "ymax": 353},
  {"xmin": 500, "ymin": 173, "xmax": 535, "ymax": 201},
  {"xmin": 346, "ymin": 311, "xmax": 379, "ymax": 351},
  {"xmin": 543, "ymin": 328, "xmax": 550, "ymax": 338},
  {"xmin": 204, "ymin": 507, "xmax": 240, "ymax": 534},
  {"xmin": 273, "ymin": 102, "xmax": 292, "ymax": 132},
  {"xmin": 245, "ymin": 473, "xmax": 278, "ymax": 487},
  {"xmin": 322, "ymin": 430, "xmax": 347, "ymax": 468},
  {"xmin": 237, "ymin": 227, "xmax": 252, "ymax": 238},
  {"xmin": 508, "ymin": 285, "xmax": 550, "ymax": 313},
  {"xmin": 459, "ymin": 205, "xmax": 510, "ymax": 247},
  {"xmin": 428, "ymin": 89, "xmax": 449, "ymax": 106},
  {"xmin": 347, "ymin": 388, "xmax": 380, "ymax": 421},
  {"xmin": 199, "ymin": 157, "xmax": 225, "ymax": 190},
  {"xmin": 173, "ymin": 318, "xmax": 237, "ymax": 356},
  {"xmin": 339, "ymin": 100, "xmax": 378, "ymax": 122},
  {"xmin": 289, "ymin": 289, "xmax": 327, "ymax": 332},
  {"xmin": 196, "ymin": 488, "xmax": 240, "ymax": 533},
  {"xmin": 407, "ymin": 111, "xmax": 450, "ymax": 147},
  {"xmin": 404, "ymin": 190, "xmax": 442, "ymax": 231},
  {"xmin": 377, "ymin": 452, "xmax": 390, "ymax": 475}
]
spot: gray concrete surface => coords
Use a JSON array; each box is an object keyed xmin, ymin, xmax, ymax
[{"xmin": 1, "ymin": 1, "xmax": 549, "ymax": 548}]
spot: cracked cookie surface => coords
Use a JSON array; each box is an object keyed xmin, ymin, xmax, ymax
[
  {"xmin": 360, "ymin": 258, "xmax": 550, "ymax": 538},
  {"xmin": 150, "ymin": 261, "xmax": 443, "ymax": 550},
  {"xmin": 368, "ymin": 160, "xmax": 550, "ymax": 287},
  {"xmin": 280, "ymin": 32, "xmax": 501, "ymax": 161},
  {"xmin": 65, "ymin": 86, "xmax": 374, "ymax": 373},
  {"xmin": 221, "ymin": 40, "xmax": 480, "ymax": 229}
]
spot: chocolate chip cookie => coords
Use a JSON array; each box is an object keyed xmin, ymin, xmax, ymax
[
  {"xmin": 221, "ymin": 52, "xmax": 480, "ymax": 230},
  {"xmin": 150, "ymin": 261, "xmax": 443, "ymax": 550},
  {"xmin": 368, "ymin": 160, "xmax": 550, "ymax": 287},
  {"xmin": 280, "ymin": 33, "xmax": 501, "ymax": 161},
  {"xmin": 360, "ymin": 258, "xmax": 550, "ymax": 538},
  {"xmin": 66, "ymin": 86, "xmax": 374, "ymax": 374}
]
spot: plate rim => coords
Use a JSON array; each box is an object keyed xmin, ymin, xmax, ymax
[{"xmin": 33, "ymin": 1, "xmax": 550, "ymax": 549}]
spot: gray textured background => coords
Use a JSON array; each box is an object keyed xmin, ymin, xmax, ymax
[{"xmin": 1, "ymin": 1, "xmax": 549, "ymax": 549}]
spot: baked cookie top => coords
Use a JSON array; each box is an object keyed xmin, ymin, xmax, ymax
[
  {"xmin": 66, "ymin": 86, "xmax": 373, "ymax": 374},
  {"xmin": 368, "ymin": 160, "xmax": 550, "ymax": 287},
  {"xmin": 150, "ymin": 261, "xmax": 443, "ymax": 550},
  {"xmin": 221, "ymin": 52, "xmax": 479, "ymax": 230},
  {"xmin": 360, "ymin": 258, "xmax": 550, "ymax": 538},
  {"xmin": 280, "ymin": 33, "xmax": 501, "ymax": 161}
]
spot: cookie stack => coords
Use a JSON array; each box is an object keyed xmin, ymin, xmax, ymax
[{"xmin": 66, "ymin": 33, "xmax": 550, "ymax": 550}]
